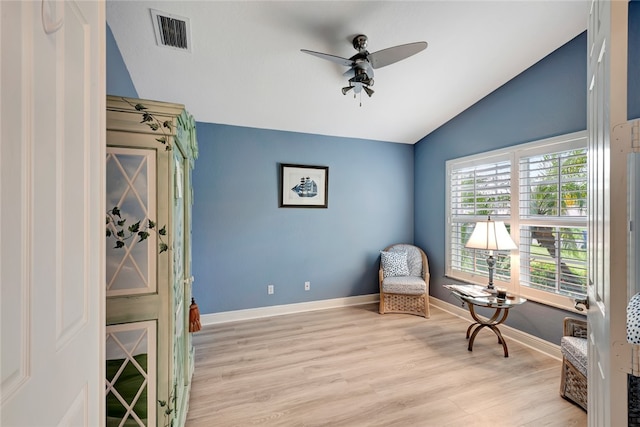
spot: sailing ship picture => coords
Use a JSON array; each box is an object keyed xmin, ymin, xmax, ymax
[
  {"xmin": 292, "ymin": 176, "xmax": 318, "ymax": 198},
  {"xmin": 280, "ymin": 164, "xmax": 329, "ymax": 208}
]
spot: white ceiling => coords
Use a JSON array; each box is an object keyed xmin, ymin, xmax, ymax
[{"xmin": 106, "ymin": 1, "xmax": 589, "ymax": 144}]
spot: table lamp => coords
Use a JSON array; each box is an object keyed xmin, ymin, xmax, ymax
[{"xmin": 465, "ymin": 216, "xmax": 517, "ymax": 293}]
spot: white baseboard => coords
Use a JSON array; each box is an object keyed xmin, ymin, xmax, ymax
[
  {"xmin": 200, "ymin": 294, "xmax": 380, "ymax": 325},
  {"xmin": 200, "ymin": 293, "xmax": 561, "ymax": 360},
  {"xmin": 429, "ymin": 297, "xmax": 561, "ymax": 360}
]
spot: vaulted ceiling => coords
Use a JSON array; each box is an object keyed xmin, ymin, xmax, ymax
[{"xmin": 107, "ymin": 1, "xmax": 589, "ymax": 144}]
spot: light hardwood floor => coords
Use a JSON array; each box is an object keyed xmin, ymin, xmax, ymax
[{"xmin": 185, "ymin": 303, "xmax": 586, "ymax": 427}]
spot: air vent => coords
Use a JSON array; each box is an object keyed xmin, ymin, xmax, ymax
[{"xmin": 150, "ymin": 9, "xmax": 191, "ymax": 52}]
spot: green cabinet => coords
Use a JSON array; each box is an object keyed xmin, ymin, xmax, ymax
[{"xmin": 105, "ymin": 96, "xmax": 198, "ymax": 427}]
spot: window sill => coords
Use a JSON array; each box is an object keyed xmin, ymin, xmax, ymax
[
  {"xmin": 517, "ymin": 286, "xmax": 586, "ymax": 313},
  {"xmin": 445, "ymin": 273, "xmax": 585, "ymax": 313}
]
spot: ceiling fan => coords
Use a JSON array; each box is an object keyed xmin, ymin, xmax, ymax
[{"xmin": 301, "ymin": 34, "xmax": 427, "ymax": 101}]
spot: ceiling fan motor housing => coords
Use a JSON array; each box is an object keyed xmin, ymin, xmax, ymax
[
  {"xmin": 352, "ymin": 34, "xmax": 368, "ymax": 52},
  {"xmin": 351, "ymin": 68, "xmax": 373, "ymax": 86}
]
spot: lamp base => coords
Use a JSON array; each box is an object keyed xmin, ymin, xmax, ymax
[
  {"xmin": 486, "ymin": 255, "xmax": 497, "ymax": 294},
  {"xmin": 484, "ymin": 285, "xmax": 497, "ymax": 295}
]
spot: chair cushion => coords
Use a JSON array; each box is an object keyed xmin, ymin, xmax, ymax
[
  {"xmin": 380, "ymin": 250, "xmax": 410, "ymax": 278},
  {"xmin": 561, "ymin": 336, "xmax": 588, "ymax": 377},
  {"xmin": 381, "ymin": 276, "xmax": 426, "ymax": 295},
  {"xmin": 628, "ymin": 292, "xmax": 640, "ymax": 344},
  {"xmin": 387, "ymin": 244, "xmax": 423, "ymax": 277}
]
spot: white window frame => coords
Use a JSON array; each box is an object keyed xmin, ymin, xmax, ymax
[{"xmin": 445, "ymin": 131, "xmax": 587, "ymax": 311}]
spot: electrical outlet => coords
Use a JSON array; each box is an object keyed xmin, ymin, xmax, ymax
[
  {"xmin": 268, "ymin": 284, "xmax": 274, "ymax": 295},
  {"xmin": 304, "ymin": 281, "xmax": 310, "ymax": 291}
]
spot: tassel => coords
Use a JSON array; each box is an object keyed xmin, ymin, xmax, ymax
[{"xmin": 189, "ymin": 297, "xmax": 201, "ymax": 332}]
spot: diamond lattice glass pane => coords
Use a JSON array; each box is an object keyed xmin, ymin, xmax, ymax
[
  {"xmin": 106, "ymin": 328, "xmax": 148, "ymax": 358},
  {"xmin": 173, "ymin": 160, "xmax": 185, "ymax": 308},
  {"xmin": 106, "ymin": 325, "xmax": 153, "ymax": 427},
  {"xmin": 106, "ymin": 357, "xmax": 147, "ymax": 426},
  {"xmin": 173, "ymin": 155, "xmax": 186, "ymax": 390},
  {"xmin": 107, "ymin": 253, "xmax": 149, "ymax": 292},
  {"xmin": 106, "ymin": 149, "xmax": 155, "ymax": 295},
  {"xmin": 118, "ymin": 154, "xmax": 148, "ymax": 204}
]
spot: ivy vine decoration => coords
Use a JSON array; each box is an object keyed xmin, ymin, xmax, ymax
[
  {"xmin": 158, "ymin": 392, "xmax": 175, "ymax": 427},
  {"xmin": 123, "ymin": 98, "xmax": 173, "ymax": 151},
  {"xmin": 106, "ymin": 206, "xmax": 168, "ymax": 253},
  {"xmin": 106, "ymin": 98, "xmax": 173, "ymax": 253}
]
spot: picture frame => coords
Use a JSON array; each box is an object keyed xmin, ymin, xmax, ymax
[{"xmin": 279, "ymin": 163, "xmax": 329, "ymax": 208}]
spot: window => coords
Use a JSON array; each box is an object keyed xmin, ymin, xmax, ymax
[
  {"xmin": 448, "ymin": 155, "xmax": 513, "ymax": 287},
  {"xmin": 446, "ymin": 131, "xmax": 587, "ymax": 310}
]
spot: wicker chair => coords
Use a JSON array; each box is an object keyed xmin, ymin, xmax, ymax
[
  {"xmin": 379, "ymin": 244, "xmax": 430, "ymax": 318},
  {"xmin": 560, "ymin": 317, "xmax": 588, "ymax": 411}
]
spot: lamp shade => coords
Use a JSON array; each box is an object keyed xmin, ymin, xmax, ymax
[{"xmin": 465, "ymin": 217, "xmax": 517, "ymax": 251}]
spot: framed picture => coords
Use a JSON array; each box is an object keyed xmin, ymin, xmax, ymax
[{"xmin": 279, "ymin": 163, "xmax": 329, "ymax": 208}]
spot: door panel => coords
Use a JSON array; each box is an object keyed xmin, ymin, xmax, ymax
[
  {"xmin": 587, "ymin": 27, "xmax": 608, "ymax": 425},
  {"xmin": 1, "ymin": 1, "xmax": 104, "ymax": 424},
  {"xmin": 587, "ymin": 1, "xmax": 630, "ymax": 425}
]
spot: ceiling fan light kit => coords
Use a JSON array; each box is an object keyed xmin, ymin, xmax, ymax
[{"xmin": 301, "ymin": 34, "xmax": 427, "ymax": 105}]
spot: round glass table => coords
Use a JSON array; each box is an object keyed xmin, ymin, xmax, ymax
[{"xmin": 444, "ymin": 284, "xmax": 527, "ymax": 357}]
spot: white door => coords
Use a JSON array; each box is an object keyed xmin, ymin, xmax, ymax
[
  {"xmin": 586, "ymin": 0, "xmax": 629, "ymax": 425},
  {"xmin": 1, "ymin": 1, "xmax": 105, "ymax": 425}
]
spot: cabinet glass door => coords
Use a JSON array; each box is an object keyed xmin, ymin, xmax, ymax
[
  {"xmin": 105, "ymin": 321, "xmax": 156, "ymax": 427},
  {"xmin": 106, "ymin": 145, "xmax": 160, "ymax": 426},
  {"xmin": 106, "ymin": 147, "xmax": 157, "ymax": 296},
  {"xmin": 172, "ymin": 151, "xmax": 187, "ymax": 417}
]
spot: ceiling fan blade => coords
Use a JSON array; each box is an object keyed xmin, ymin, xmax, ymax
[
  {"xmin": 301, "ymin": 49, "xmax": 353, "ymax": 67},
  {"xmin": 367, "ymin": 41, "xmax": 428, "ymax": 69}
]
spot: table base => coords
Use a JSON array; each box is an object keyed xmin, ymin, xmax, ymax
[{"xmin": 465, "ymin": 303, "xmax": 510, "ymax": 357}]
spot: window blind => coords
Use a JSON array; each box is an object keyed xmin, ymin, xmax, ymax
[
  {"xmin": 449, "ymin": 160, "xmax": 512, "ymax": 280},
  {"xmin": 518, "ymin": 148, "xmax": 587, "ymax": 298}
]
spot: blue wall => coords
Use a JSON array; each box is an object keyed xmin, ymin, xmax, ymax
[
  {"xmin": 192, "ymin": 124, "xmax": 414, "ymax": 313},
  {"xmin": 106, "ymin": 23, "xmax": 138, "ymax": 98},
  {"xmin": 414, "ymin": 32, "xmax": 588, "ymax": 344}
]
